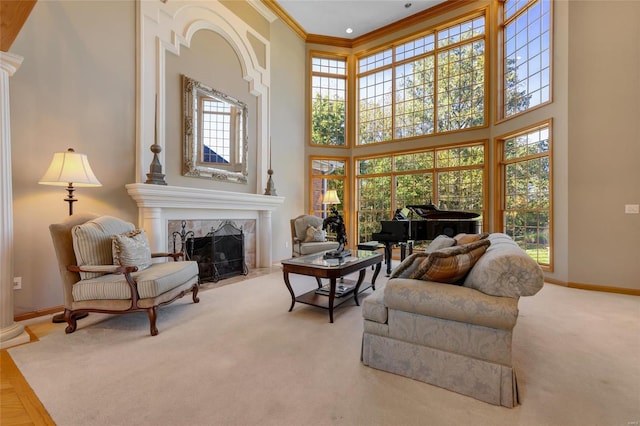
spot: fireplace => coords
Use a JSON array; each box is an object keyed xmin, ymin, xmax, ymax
[
  {"xmin": 192, "ymin": 222, "xmax": 247, "ymax": 282},
  {"xmin": 126, "ymin": 184, "xmax": 284, "ymax": 268},
  {"xmin": 171, "ymin": 220, "xmax": 249, "ymax": 282}
]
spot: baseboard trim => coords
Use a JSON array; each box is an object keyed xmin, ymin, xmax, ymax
[
  {"xmin": 567, "ymin": 282, "xmax": 640, "ymax": 296},
  {"xmin": 544, "ymin": 277, "xmax": 567, "ymax": 286},
  {"xmin": 14, "ymin": 306, "xmax": 63, "ymax": 322},
  {"xmin": 545, "ymin": 279, "xmax": 640, "ymax": 296}
]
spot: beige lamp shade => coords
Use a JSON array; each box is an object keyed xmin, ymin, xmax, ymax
[
  {"xmin": 39, "ymin": 148, "xmax": 102, "ymax": 187},
  {"xmin": 39, "ymin": 148, "xmax": 101, "ymax": 216},
  {"xmin": 321, "ymin": 189, "xmax": 340, "ymax": 205}
]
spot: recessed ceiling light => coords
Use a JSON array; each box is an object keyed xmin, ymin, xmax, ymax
[{"xmin": 346, "ymin": 28, "xmax": 353, "ymax": 34}]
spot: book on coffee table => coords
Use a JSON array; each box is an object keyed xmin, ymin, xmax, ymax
[{"xmin": 315, "ymin": 283, "xmax": 355, "ymax": 297}]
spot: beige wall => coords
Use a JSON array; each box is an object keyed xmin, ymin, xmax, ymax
[
  {"xmin": 567, "ymin": 1, "xmax": 640, "ymax": 289},
  {"xmin": 10, "ymin": 1, "xmax": 138, "ymax": 315},
  {"xmin": 269, "ymin": 18, "xmax": 307, "ymax": 259}
]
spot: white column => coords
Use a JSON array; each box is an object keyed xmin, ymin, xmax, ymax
[
  {"xmin": 0, "ymin": 52, "xmax": 29, "ymax": 349},
  {"xmin": 139, "ymin": 207, "xmax": 163, "ymax": 253},
  {"xmin": 258, "ymin": 209, "xmax": 273, "ymax": 268}
]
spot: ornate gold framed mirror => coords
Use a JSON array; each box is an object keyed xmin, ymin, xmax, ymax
[{"xmin": 182, "ymin": 75, "xmax": 248, "ymax": 183}]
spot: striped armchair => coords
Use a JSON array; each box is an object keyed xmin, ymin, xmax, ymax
[{"xmin": 49, "ymin": 213, "xmax": 200, "ymax": 336}]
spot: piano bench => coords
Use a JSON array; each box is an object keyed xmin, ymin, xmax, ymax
[
  {"xmin": 358, "ymin": 241, "xmax": 385, "ymax": 270},
  {"xmin": 357, "ymin": 241, "xmax": 385, "ymax": 251}
]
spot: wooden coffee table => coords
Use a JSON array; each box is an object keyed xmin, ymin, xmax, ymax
[{"xmin": 281, "ymin": 250, "xmax": 382, "ymax": 323}]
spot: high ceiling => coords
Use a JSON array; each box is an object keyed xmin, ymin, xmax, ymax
[{"xmin": 276, "ymin": 0, "xmax": 447, "ymax": 39}]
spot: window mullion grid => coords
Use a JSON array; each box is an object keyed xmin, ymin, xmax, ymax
[
  {"xmin": 391, "ymin": 47, "xmax": 397, "ymax": 140},
  {"xmin": 501, "ymin": 7, "xmax": 523, "ymax": 118},
  {"xmin": 503, "ymin": 0, "xmax": 536, "ymax": 24},
  {"xmin": 434, "ymin": 164, "xmax": 483, "ymax": 207},
  {"xmin": 502, "ymin": 151, "xmax": 547, "ymax": 165}
]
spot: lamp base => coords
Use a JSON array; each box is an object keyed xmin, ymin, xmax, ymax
[
  {"xmin": 324, "ymin": 249, "xmax": 351, "ymax": 259},
  {"xmin": 52, "ymin": 312, "xmax": 89, "ymax": 323}
]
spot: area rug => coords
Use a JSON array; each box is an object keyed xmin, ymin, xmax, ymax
[{"xmin": 8, "ymin": 271, "xmax": 640, "ymax": 426}]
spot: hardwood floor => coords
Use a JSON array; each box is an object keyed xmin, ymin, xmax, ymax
[{"xmin": 1, "ymin": 322, "xmax": 57, "ymax": 425}]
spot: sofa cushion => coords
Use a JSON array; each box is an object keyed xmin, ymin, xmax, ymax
[
  {"xmin": 383, "ymin": 278, "xmax": 519, "ymax": 330},
  {"xmin": 453, "ymin": 232, "xmax": 489, "ymax": 245},
  {"xmin": 72, "ymin": 216, "xmax": 135, "ymax": 279},
  {"xmin": 463, "ymin": 233, "xmax": 544, "ymax": 297},
  {"xmin": 112, "ymin": 229, "xmax": 152, "ymax": 272},
  {"xmin": 410, "ymin": 239, "xmax": 490, "ymax": 284},
  {"xmin": 425, "ymin": 234, "xmax": 456, "ymax": 253},
  {"xmin": 388, "ymin": 310, "xmax": 514, "ymax": 365},
  {"xmin": 362, "ymin": 288, "xmax": 388, "ymax": 324},
  {"xmin": 72, "ymin": 261, "xmax": 199, "ymax": 301},
  {"xmin": 389, "ymin": 252, "xmax": 429, "ymax": 279}
]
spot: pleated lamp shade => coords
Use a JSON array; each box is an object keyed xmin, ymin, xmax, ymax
[
  {"xmin": 39, "ymin": 148, "xmax": 101, "ymax": 216},
  {"xmin": 39, "ymin": 148, "xmax": 101, "ymax": 187},
  {"xmin": 321, "ymin": 189, "xmax": 340, "ymax": 205}
]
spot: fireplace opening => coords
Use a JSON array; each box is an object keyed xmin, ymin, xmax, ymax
[{"xmin": 173, "ymin": 220, "xmax": 248, "ymax": 282}]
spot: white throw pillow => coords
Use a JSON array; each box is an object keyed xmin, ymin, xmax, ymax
[{"xmin": 112, "ymin": 229, "xmax": 152, "ymax": 271}]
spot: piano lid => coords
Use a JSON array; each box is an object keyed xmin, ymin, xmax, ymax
[{"xmin": 406, "ymin": 204, "xmax": 480, "ymax": 220}]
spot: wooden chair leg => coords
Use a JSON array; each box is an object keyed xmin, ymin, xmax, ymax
[
  {"xmin": 64, "ymin": 309, "xmax": 78, "ymax": 334},
  {"xmin": 192, "ymin": 284, "xmax": 200, "ymax": 303},
  {"xmin": 147, "ymin": 306, "xmax": 159, "ymax": 336}
]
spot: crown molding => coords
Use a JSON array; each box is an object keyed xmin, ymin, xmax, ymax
[
  {"xmin": 265, "ymin": 0, "xmax": 475, "ymax": 49},
  {"xmin": 351, "ymin": 0, "xmax": 475, "ymax": 48},
  {"xmin": 248, "ymin": 0, "xmax": 278, "ymax": 23},
  {"xmin": 260, "ymin": 0, "xmax": 306, "ymax": 40},
  {"xmin": 305, "ymin": 34, "xmax": 353, "ymax": 49}
]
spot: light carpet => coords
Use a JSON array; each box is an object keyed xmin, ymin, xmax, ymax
[{"xmin": 8, "ymin": 269, "xmax": 640, "ymax": 426}]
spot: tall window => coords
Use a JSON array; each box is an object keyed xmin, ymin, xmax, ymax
[
  {"xmin": 497, "ymin": 121, "xmax": 552, "ymax": 267},
  {"xmin": 310, "ymin": 157, "xmax": 348, "ymax": 219},
  {"xmin": 500, "ymin": 0, "xmax": 552, "ymax": 118},
  {"xmin": 357, "ymin": 13, "xmax": 486, "ymax": 145},
  {"xmin": 356, "ymin": 142, "xmax": 486, "ymax": 243},
  {"xmin": 311, "ymin": 54, "xmax": 347, "ymax": 146}
]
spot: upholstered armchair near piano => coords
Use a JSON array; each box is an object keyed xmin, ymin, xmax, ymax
[
  {"xmin": 49, "ymin": 213, "xmax": 200, "ymax": 336},
  {"xmin": 290, "ymin": 214, "xmax": 340, "ymax": 257}
]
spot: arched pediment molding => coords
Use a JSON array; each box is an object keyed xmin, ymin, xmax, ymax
[{"xmin": 137, "ymin": 0, "xmax": 270, "ymax": 192}]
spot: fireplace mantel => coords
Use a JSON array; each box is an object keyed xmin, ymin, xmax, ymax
[{"xmin": 126, "ymin": 183, "xmax": 284, "ymax": 268}]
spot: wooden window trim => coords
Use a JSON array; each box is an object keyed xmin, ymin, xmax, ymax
[
  {"xmin": 354, "ymin": 139, "xmax": 489, "ymax": 241},
  {"xmin": 496, "ymin": 0, "xmax": 554, "ymax": 123},
  {"xmin": 494, "ymin": 119, "xmax": 554, "ymax": 270},
  {"xmin": 309, "ymin": 51, "xmax": 350, "ymax": 148},
  {"xmin": 355, "ymin": 9, "xmax": 489, "ymax": 146}
]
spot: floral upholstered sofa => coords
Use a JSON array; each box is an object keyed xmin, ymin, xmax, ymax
[{"xmin": 361, "ymin": 233, "xmax": 544, "ymax": 407}]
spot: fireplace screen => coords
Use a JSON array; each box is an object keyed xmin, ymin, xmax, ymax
[{"xmin": 173, "ymin": 220, "xmax": 248, "ymax": 282}]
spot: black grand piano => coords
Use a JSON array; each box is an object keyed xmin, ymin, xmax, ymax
[{"xmin": 371, "ymin": 204, "xmax": 481, "ymax": 275}]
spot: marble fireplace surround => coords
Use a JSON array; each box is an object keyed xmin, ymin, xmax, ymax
[
  {"xmin": 126, "ymin": 183, "xmax": 284, "ymax": 268},
  {"xmin": 168, "ymin": 219, "xmax": 256, "ymax": 270}
]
